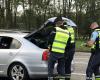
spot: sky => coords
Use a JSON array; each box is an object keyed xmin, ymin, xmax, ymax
[{"xmin": 17, "ymin": 5, "xmax": 23, "ymax": 15}]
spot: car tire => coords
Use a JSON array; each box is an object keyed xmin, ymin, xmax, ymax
[{"xmin": 8, "ymin": 63, "xmax": 29, "ymax": 80}]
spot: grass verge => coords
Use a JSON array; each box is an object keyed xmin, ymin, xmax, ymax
[{"xmin": 75, "ymin": 40, "xmax": 91, "ymax": 52}]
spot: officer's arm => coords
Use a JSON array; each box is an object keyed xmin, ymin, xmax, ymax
[
  {"xmin": 86, "ymin": 31, "xmax": 98, "ymax": 47},
  {"xmin": 46, "ymin": 28, "xmax": 56, "ymax": 51}
]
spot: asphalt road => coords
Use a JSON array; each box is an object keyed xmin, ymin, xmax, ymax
[
  {"xmin": 71, "ymin": 52, "xmax": 90, "ymax": 80},
  {"xmin": 0, "ymin": 52, "xmax": 93, "ymax": 80}
]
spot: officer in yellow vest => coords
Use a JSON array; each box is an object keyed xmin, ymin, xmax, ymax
[
  {"xmin": 63, "ymin": 22, "xmax": 75, "ymax": 80},
  {"xmin": 47, "ymin": 17, "xmax": 70, "ymax": 80},
  {"xmin": 85, "ymin": 22, "xmax": 100, "ymax": 80}
]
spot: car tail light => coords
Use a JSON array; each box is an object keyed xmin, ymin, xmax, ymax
[{"xmin": 42, "ymin": 51, "xmax": 48, "ymax": 61}]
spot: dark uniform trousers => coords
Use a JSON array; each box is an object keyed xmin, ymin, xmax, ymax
[
  {"xmin": 65, "ymin": 43, "xmax": 75, "ymax": 80},
  {"xmin": 48, "ymin": 52, "xmax": 65, "ymax": 78},
  {"xmin": 86, "ymin": 49, "xmax": 100, "ymax": 80}
]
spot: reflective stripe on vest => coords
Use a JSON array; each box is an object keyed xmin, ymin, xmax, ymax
[
  {"xmin": 51, "ymin": 27, "xmax": 69, "ymax": 53},
  {"xmin": 91, "ymin": 29, "xmax": 100, "ymax": 49},
  {"xmin": 67, "ymin": 26, "xmax": 75, "ymax": 43}
]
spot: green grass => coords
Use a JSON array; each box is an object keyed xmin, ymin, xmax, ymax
[{"xmin": 75, "ymin": 40, "xmax": 91, "ymax": 52}]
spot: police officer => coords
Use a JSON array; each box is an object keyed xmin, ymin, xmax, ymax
[
  {"xmin": 63, "ymin": 23, "xmax": 75, "ymax": 80},
  {"xmin": 86, "ymin": 22, "xmax": 100, "ymax": 80},
  {"xmin": 47, "ymin": 17, "xmax": 70, "ymax": 80}
]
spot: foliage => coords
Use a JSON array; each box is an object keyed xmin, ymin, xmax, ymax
[
  {"xmin": 76, "ymin": 39, "xmax": 91, "ymax": 52},
  {"xmin": 0, "ymin": 0, "xmax": 99, "ymax": 35}
]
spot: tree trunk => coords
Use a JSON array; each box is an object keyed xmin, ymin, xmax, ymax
[
  {"xmin": 5, "ymin": 0, "xmax": 12, "ymax": 28},
  {"xmin": 53, "ymin": 0, "xmax": 56, "ymax": 16}
]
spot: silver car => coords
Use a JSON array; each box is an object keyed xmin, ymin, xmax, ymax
[
  {"xmin": 0, "ymin": 31, "xmax": 49, "ymax": 80},
  {"xmin": 0, "ymin": 22, "xmax": 74, "ymax": 80}
]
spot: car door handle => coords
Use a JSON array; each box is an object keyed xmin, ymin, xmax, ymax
[{"xmin": 9, "ymin": 52, "xmax": 13, "ymax": 56}]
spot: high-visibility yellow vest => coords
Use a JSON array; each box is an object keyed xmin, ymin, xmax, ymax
[
  {"xmin": 67, "ymin": 26, "xmax": 75, "ymax": 43},
  {"xmin": 91, "ymin": 29, "xmax": 100, "ymax": 50},
  {"xmin": 51, "ymin": 27, "xmax": 69, "ymax": 53}
]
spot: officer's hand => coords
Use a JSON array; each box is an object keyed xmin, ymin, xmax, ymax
[
  {"xmin": 45, "ymin": 49, "xmax": 50, "ymax": 53},
  {"xmin": 86, "ymin": 40, "xmax": 94, "ymax": 47}
]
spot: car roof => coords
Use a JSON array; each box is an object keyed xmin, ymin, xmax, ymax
[{"xmin": 0, "ymin": 33, "xmax": 28, "ymax": 38}]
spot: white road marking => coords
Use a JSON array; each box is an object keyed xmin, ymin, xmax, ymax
[
  {"xmin": 72, "ymin": 73, "xmax": 86, "ymax": 76},
  {"xmin": 74, "ymin": 61, "xmax": 88, "ymax": 64},
  {"xmin": 74, "ymin": 58, "xmax": 89, "ymax": 60}
]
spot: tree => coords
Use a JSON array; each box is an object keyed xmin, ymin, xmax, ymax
[{"xmin": 0, "ymin": 0, "xmax": 99, "ymax": 35}]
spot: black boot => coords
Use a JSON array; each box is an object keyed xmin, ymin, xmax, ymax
[{"xmin": 65, "ymin": 78, "xmax": 70, "ymax": 80}]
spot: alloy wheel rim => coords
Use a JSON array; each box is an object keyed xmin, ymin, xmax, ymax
[{"xmin": 11, "ymin": 65, "xmax": 24, "ymax": 80}]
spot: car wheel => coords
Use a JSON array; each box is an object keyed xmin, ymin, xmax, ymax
[{"xmin": 8, "ymin": 63, "xmax": 29, "ymax": 80}]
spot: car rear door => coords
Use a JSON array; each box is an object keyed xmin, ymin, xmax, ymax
[{"xmin": 0, "ymin": 36, "xmax": 21, "ymax": 73}]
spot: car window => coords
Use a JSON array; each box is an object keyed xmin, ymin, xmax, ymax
[
  {"xmin": 0, "ymin": 36, "xmax": 21, "ymax": 49},
  {"xmin": 25, "ymin": 22, "xmax": 55, "ymax": 49},
  {"xmin": 0, "ymin": 36, "xmax": 13, "ymax": 49},
  {"xmin": 10, "ymin": 39, "xmax": 21, "ymax": 49},
  {"xmin": 32, "ymin": 26, "xmax": 54, "ymax": 48},
  {"xmin": 29, "ymin": 33, "xmax": 48, "ymax": 49}
]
